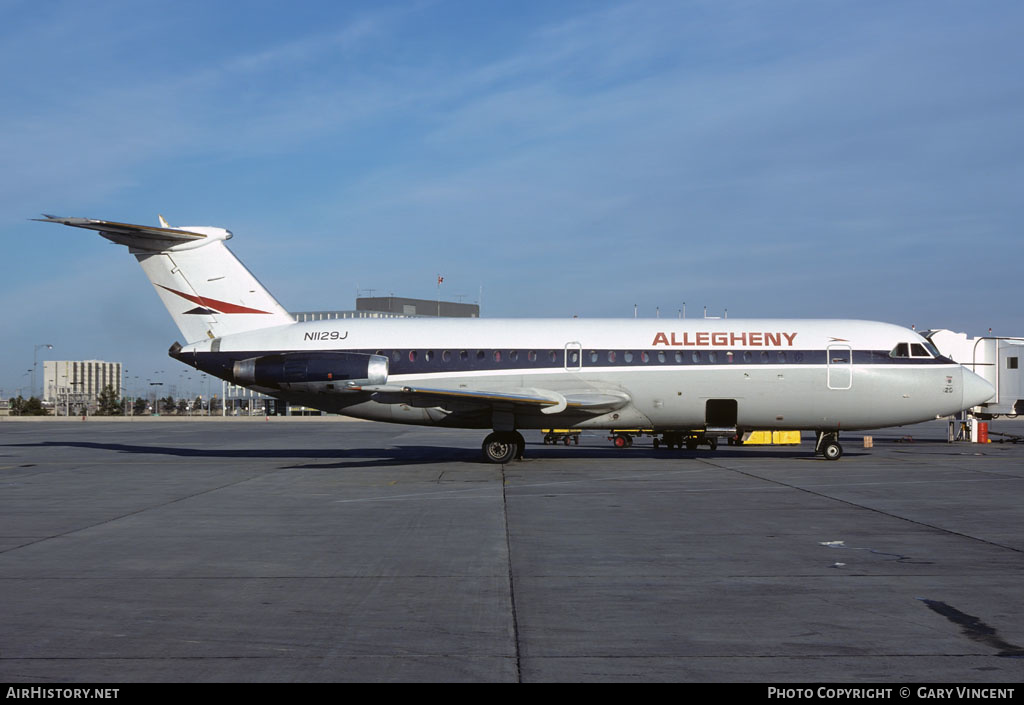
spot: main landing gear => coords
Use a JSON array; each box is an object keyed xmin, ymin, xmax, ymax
[
  {"xmin": 482, "ymin": 431, "xmax": 525, "ymax": 464},
  {"xmin": 815, "ymin": 431, "xmax": 843, "ymax": 461}
]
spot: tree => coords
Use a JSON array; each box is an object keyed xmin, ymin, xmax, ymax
[
  {"xmin": 96, "ymin": 385, "xmax": 122, "ymax": 416},
  {"xmin": 9, "ymin": 396, "xmax": 47, "ymax": 416},
  {"xmin": 133, "ymin": 397, "xmax": 148, "ymax": 415},
  {"xmin": 160, "ymin": 395, "xmax": 176, "ymax": 415}
]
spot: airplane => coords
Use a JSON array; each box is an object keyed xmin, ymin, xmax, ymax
[{"xmin": 36, "ymin": 215, "xmax": 995, "ymax": 463}]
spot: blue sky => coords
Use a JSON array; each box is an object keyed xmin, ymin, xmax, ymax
[{"xmin": 2, "ymin": 0, "xmax": 1022, "ymax": 398}]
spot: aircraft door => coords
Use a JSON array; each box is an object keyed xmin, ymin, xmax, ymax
[
  {"xmin": 827, "ymin": 344, "xmax": 852, "ymax": 390},
  {"xmin": 564, "ymin": 342, "xmax": 582, "ymax": 371}
]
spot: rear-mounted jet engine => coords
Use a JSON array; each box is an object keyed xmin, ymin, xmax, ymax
[{"xmin": 232, "ymin": 352, "xmax": 388, "ymax": 392}]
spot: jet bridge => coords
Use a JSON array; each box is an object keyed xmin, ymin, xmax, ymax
[{"xmin": 924, "ymin": 330, "xmax": 1023, "ymax": 417}]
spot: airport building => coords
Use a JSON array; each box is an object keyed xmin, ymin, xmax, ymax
[
  {"xmin": 291, "ymin": 295, "xmax": 479, "ymax": 322},
  {"xmin": 43, "ymin": 360, "xmax": 122, "ymax": 407}
]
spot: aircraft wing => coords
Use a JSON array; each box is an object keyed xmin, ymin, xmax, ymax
[{"xmin": 356, "ymin": 384, "xmax": 631, "ymax": 416}]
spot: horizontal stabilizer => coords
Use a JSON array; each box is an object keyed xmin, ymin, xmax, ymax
[{"xmin": 34, "ymin": 215, "xmax": 208, "ymax": 250}]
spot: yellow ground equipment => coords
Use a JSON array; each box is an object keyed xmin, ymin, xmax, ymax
[{"xmin": 742, "ymin": 431, "xmax": 802, "ymax": 445}]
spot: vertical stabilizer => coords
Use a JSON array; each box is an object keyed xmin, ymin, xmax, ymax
[{"xmin": 36, "ymin": 215, "xmax": 295, "ymax": 343}]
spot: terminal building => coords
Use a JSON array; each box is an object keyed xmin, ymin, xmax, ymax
[{"xmin": 292, "ymin": 296, "xmax": 479, "ymax": 322}]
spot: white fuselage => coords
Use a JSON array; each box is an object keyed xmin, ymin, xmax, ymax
[{"xmin": 178, "ymin": 317, "xmax": 989, "ymax": 432}]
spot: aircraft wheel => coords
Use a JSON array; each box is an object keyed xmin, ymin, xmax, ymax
[
  {"xmin": 685, "ymin": 438, "xmax": 699, "ymax": 451},
  {"xmin": 482, "ymin": 432, "xmax": 518, "ymax": 464},
  {"xmin": 614, "ymin": 435, "xmax": 628, "ymax": 448},
  {"xmin": 653, "ymin": 438, "xmax": 660, "ymax": 449},
  {"xmin": 821, "ymin": 440, "xmax": 843, "ymax": 461}
]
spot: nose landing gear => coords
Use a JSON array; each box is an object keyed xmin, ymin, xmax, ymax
[{"xmin": 815, "ymin": 431, "xmax": 843, "ymax": 460}]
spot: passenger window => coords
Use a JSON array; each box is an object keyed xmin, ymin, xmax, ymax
[
  {"xmin": 442, "ymin": 350, "xmax": 451, "ymax": 363},
  {"xmin": 460, "ymin": 350, "xmax": 469, "ymax": 362},
  {"xmin": 608, "ymin": 351, "xmax": 617, "ymax": 363},
  {"xmin": 528, "ymin": 350, "xmax": 537, "ymax": 362},
  {"xmin": 658, "ymin": 352, "xmax": 666, "ymax": 363},
  {"xmin": 708, "ymin": 351, "xmax": 718, "ymax": 364},
  {"xmin": 509, "ymin": 350, "xmax": 518, "ymax": 362},
  {"xmin": 692, "ymin": 351, "xmax": 701, "ymax": 363},
  {"xmin": 590, "ymin": 351, "xmax": 599, "ymax": 363},
  {"xmin": 409, "ymin": 350, "xmax": 417, "ymax": 362},
  {"xmin": 424, "ymin": 350, "xmax": 434, "ymax": 362},
  {"xmin": 493, "ymin": 350, "xmax": 502, "ymax": 362},
  {"xmin": 476, "ymin": 350, "xmax": 485, "ymax": 361},
  {"xmin": 674, "ymin": 352, "xmax": 683, "ymax": 363},
  {"xmin": 624, "ymin": 352, "xmax": 634, "ymax": 363},
  {"xmin": 640, "ymin": 352, "xmax": 649, "ymax": 363}
]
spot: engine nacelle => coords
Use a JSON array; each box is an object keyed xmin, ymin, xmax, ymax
[{"xmin": 232, "ymin": 352, "xmax": 388, "ymax": 390}]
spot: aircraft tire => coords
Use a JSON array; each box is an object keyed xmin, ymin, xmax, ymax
[
  {"xmin": 821, "ymin": 441, "xmax": 843, "ymax": 461},
  {"xmin": 482, "ymin": 432, "xmax": 519, "ymax": 464},
  {"xmin": 685, "ymin": 438, "xmax": 699, "ymax": 451}
]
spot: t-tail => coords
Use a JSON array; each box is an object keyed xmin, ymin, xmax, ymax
[{"xmin": 35, "ymin": 215, "xmax": 295, "ymax": 344}]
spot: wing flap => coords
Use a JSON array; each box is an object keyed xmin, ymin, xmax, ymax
[{"xmin": 356, "ymin": 384, "xmax": 630, "ymax": 415}]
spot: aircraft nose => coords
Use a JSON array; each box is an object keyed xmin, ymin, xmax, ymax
[{"xmin": 962, "ymin": 368, "xmax": 995, "ymax": 409}]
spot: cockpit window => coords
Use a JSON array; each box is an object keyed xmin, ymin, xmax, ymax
[{"xmin": 891, "ymin": 342, "xmax": 936, "ymax": 359}]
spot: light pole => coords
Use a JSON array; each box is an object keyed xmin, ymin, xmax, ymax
[
  {"xmin": 149, "ymin": 382, "xmax": 164, "ymax": 415},
  {"xmin": 33, "ymin": 344, "xmax": 53, "ymax": 399}
]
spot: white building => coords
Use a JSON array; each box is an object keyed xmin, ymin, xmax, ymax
[{"xmin": 43, "ymin": 360, "xmax": 122, "ymax": 405}]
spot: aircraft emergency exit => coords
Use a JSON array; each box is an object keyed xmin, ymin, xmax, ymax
[{"xmin": 37, "ymin": 215, "xmax": 995, "ymax": 463}]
